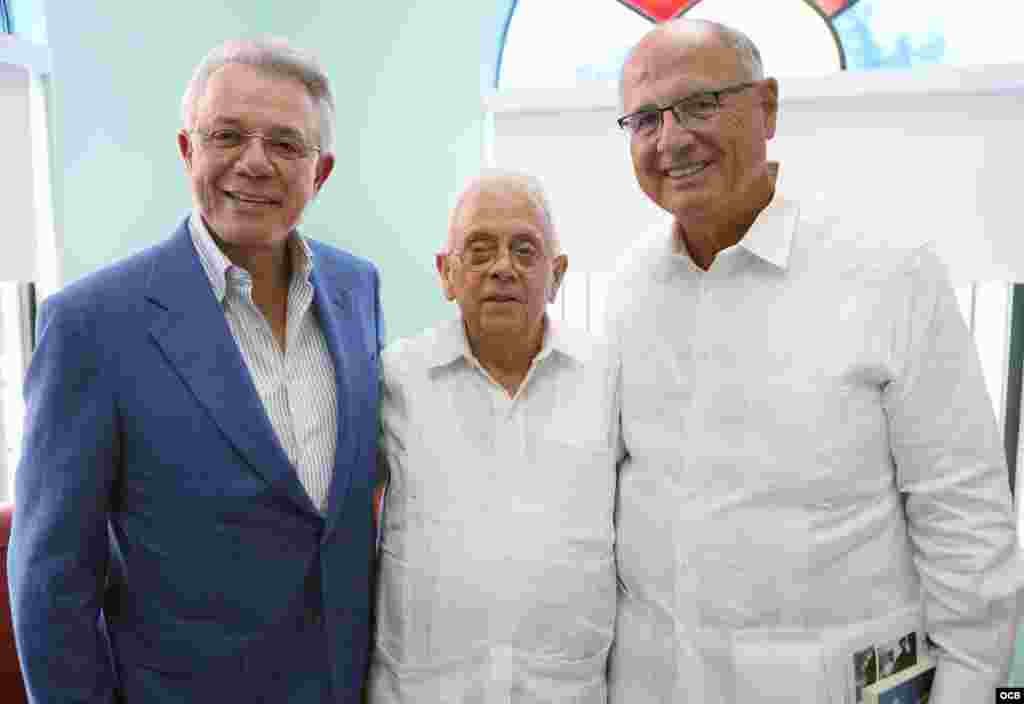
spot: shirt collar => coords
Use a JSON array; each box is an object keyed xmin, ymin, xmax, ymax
[
  {"xmin": 188, "ymin": 210, "xmax": 315, "ymax": 302},
  {"xmin": 647, "ymin": 188, "xmax": 800, "ymax": 281},
  {"xmin": 736, "ymin": 192, "xmax": 800, "ymax": 271},
  {"xmin": 424, "ymin": 314, "xmax": 585, "ymax": 371}
]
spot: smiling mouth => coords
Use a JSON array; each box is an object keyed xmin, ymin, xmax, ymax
[
  {"xmin": 666, "ymin": 161, "xmax": 711, "ymax": 179},
  {"xmin": 224, "ymin": 190, "xmax": 280, "ymax": 206}
]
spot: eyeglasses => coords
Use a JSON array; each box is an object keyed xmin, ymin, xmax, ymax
[
  {"xmin": 617, "ymin": 81, "xmax": 756, "ymax": 138},
  {"xmin": 190, "ymin": 127, "xmax": 321, "ymax": 161},
  {"xmin": 451, "ymin": 237, "xmax": 546, "ymax": 272}
]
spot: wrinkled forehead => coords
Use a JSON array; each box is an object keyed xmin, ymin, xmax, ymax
[
  {"xmin": 622, "ymin": 29, "xmax": 747, "ymax": 108},
  {"xmin": 451, "ymin": 186, "xmax": 551, "ymax": 247}
]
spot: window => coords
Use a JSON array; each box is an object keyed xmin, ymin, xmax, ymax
[
  {"xmin": 0, "ymin": 1, "xmax": 55, "ymax": 501},
  {"xmin": 834, "ymin": 0, "xmax": 1024, "ymax": 71},
  {"xmin": 0, "ymin": 285, "xmax": 33, "ymax": 492},
  {"xmin": 6, "ymin": 0, "xmax": 47, "ymax": 44},
  {"xmin": 499, "ymin": 0, "xmax": 1024, "ymax": 91}
]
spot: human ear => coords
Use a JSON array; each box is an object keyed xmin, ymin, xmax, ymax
[
  {"xmin": 177, "ymin": 130, "xmax": 194, "ymax": 169},
  {"xmin": 548, "ymin": 254, "xmax": 568, "ymax": 303},
  {"xmin": 760, "ymin": 78, "xmax": 779, "ymax": 140},
  {"xmin": 435, "ymin": 252, "xmax": 457, "ymax": 301}
]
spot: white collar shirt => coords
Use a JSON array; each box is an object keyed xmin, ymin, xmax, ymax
[
  {"xmin": 370, "ymin": 316, "xmax": 620, "ymax": 703},
  {"xmin": 604, "ymin": 191, "xmax": 1023, "ymax": 704}
]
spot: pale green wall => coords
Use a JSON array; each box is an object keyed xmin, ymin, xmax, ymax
[{"xmin": 42, "ymin": 0, "xmax": 513, "ymax": 342}]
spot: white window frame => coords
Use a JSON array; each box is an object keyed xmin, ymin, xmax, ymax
[{"xmin": 0, "ymin": 31, "xmax": 57, "ymax": 501}]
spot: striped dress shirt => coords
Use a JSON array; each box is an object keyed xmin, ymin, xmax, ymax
[{"xmin": 189, "ymin": 213, "xmax": 337, "ymax": 512}]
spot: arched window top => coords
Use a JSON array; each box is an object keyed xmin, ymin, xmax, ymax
[
  {"xmin": 1, "ymin": 1, "xmax": 12, "ymax": 33},
  {"xmin": 498, "ymin": 0, "xmax": 1024, "ymax": 90},
  {"xmin": 4, "ymin": 0, "xmax": 47, "ymax": 43}
]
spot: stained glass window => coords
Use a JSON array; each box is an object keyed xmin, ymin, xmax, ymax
[
  {"xmin": 498, "ymin": 0, "xmax": 1024, "ymax": 89},
  {"xmin": 6, "ymin": 1, "xmax": 47, "ymax": 43}
]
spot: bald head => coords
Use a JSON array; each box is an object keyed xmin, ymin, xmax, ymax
[
  {"xmin": 617, "ymin": 16, "xmax": 779, "ymax": 253},
  {"xmin": 620, "ymin": 19, "xmax": 763, "ymax": 106},
  {"xmin": 447, "ymin": 170, "xmax": 559, "ymax": 255}
]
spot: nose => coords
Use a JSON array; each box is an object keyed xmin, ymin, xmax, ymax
[
  {"xmin": 233, "ymin": 135, "xmax": 274, "ymax": 176},
  {"xmin": 488, "ymin": 247, "xmax": 517, "ymax": 278},
  {"xmin": 656, "ymin": 108, "xmax": 696, "ymax": 152}
]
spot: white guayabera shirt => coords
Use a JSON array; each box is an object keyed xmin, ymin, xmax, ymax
[
  {"xmin": 604, "ymin": 190, "xmax": 1023, "ymax": 704},
  {"xmin": 369, "ymin": 317, "xmax": 621, "ymax": 703}
]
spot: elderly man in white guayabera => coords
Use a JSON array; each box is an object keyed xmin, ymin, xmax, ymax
[
  {"xmin": 369, "ymin": 171, "xmax": 620, "ymax": 703},
  {"xmin": 604, "ymin": 17, "xmax": 1023, "ymax": 704}
]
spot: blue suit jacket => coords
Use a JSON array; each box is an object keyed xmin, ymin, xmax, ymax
[{"xmin": 7, "ymin": 220, "xmax": 382, "ymax": 703}]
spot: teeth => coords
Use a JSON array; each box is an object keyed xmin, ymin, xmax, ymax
[
  {"xmin": 668, "ymin": 162, "xmax": 708, "ymax": 178},
  {"xmin": 229, "ymin": 192, "xmax": 274, "ymax": 204}
]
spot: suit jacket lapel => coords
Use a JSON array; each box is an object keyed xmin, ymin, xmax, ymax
[
  {"xmin": 308, "ymin": 266, "xmax": 357, "ymax": 534},
  {"xmin": 145, "ymin": 221, "xmax": 319, "ymax": 516}
]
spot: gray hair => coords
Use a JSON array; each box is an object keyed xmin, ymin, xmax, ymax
[
  {"xmin": 713, "ymin": 22, "xmax": 764, "ymax": 81},
  {"xmin": 447, "ymin": 169, "xmax": 560, "ymax": 255},
  {"xmin": 181, "ymin": 36, "xmax": 336, "ymax": 153}
]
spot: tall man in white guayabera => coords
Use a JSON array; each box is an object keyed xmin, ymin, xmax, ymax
[
  {"xmin": 605, "ymin": 17, "xmax": 1022, "ymax": 704},
  {"xmin": 8, "ymin": 37, "xmax": 383, "ymax": 703},
  {"xmin": 369, "ymin": 171, "xmax": 621, "ymax": 702}
]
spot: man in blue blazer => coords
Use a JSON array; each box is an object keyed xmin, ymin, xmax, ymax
[{"xmin": 7, "ymin": 37, "xmax": 382, "ymax": 703}]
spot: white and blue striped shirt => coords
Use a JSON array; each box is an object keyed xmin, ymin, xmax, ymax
[{"xmin": 189, "ymin": 213, "xmax": 337, "ymax": 512}]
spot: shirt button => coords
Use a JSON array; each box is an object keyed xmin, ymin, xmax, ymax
[{"xmin": 308, "ymin": 608, "xmax": 323, "ymax": 628}]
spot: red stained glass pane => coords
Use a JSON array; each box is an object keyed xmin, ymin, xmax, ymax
[
  {"xmin": 618, "ymin": 0, "xmax": 856, "ymax": 23},
  {"xmin": 617, "ymin": 0, "xmax": 701, "ymax": 23},
  {"xmin": 814, "ymin": 0, "xmax": 853, "ymax": 17}
]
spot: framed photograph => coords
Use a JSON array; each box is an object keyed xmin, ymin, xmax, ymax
[
  {"xmin": 853, "ymin": 645, "xmax": 878, "ymax": 703},
  {"xmin": 862, "ymin": 657, "xmax": 935, "ymax": 704},
  {"xmin": 877, "ymin": 631, "xmax": 918, "ymax": 679},
  {"xmin": 830, "ymin": 606, "xmax": 925, "ymax": 704}
]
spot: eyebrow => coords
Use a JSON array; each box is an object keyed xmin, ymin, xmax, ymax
[
  {"xmin": 208, "ymin": 117, "xmax": 307, "ymax": 139},
  {"xmin": 463, "ymin": 232, "xmax": 544, "ymax": 246}
]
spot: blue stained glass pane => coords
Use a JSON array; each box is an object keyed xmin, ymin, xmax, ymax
[
  {"xmin": 833, "ymin": 0, "xmax": 946, "ymax": 71},
  {"xmin": 499, "ymin": 0, "xmax": 1024, "ymax": 90},
  {"xmin": 1, "ymin": 2, "xmax": 12, "ymax": 34},
  {"xmin": 833, "ymin": 0, "xmax": 1024, "ymax": 72},
  {"xmin": 8, "ymin": 0, "xmax": 47, "ymax": 43}
]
